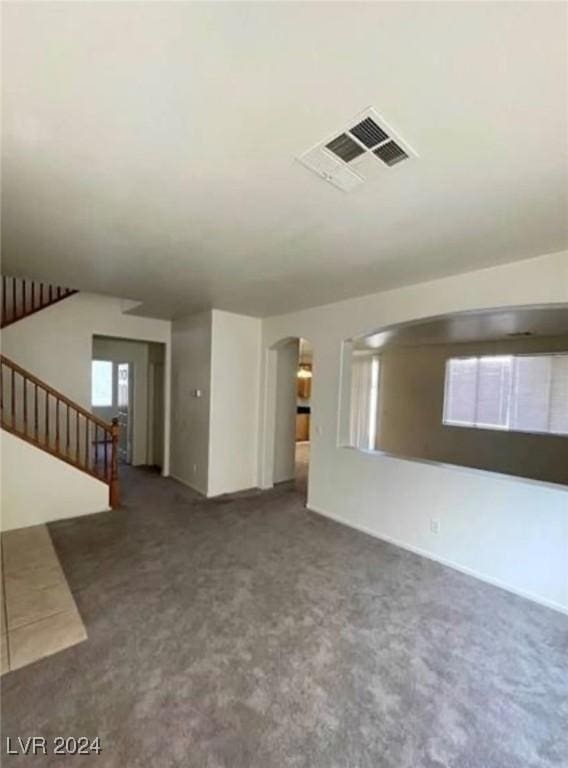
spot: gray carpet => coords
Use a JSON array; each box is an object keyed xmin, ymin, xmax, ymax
[{"xmin": 2, "ymin": 464, "xmax": 567, "ymax": 768}]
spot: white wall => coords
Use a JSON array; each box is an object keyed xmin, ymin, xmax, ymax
[
  {"xmin": 1, "ymin": 431, "xmax": 109, "ymax": 531},
  {"xmin": 259, "ymin": 250, "xmax": 568, "ymax": 612},
  {"xmin": 1, "ymin": 292, "xmax": 172, "ymax": 474},
  {"xmin": 208, "ymin": 310, "xmax": 261, "ymax": 496},
  {"xmin": 170, "ymin": 311, "xmax": 212, "ymax": 495},
  {"xmin": 170, "ymin": 309, "xmax": 261, "ymax": 497},
  {"xmin": 272, "ymin": 339, "xmax": 299, "ymax": 483}
]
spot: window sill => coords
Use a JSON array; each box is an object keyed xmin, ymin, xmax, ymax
[
  {"xmin": 340, "ymin": 445, "xmax": 568, "ymax": 493},
  {"xmin": 443, "ymin": 421, "xmax": 568, "ymax": 439}
]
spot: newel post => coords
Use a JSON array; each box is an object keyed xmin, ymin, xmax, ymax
[{"xmin": 109, "ymin": 417, "xmax": 120, "ymax": 508}]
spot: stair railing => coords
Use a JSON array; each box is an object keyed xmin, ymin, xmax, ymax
[
  {"xmin": 0, "ymin": 354, "xmax": 119, "ymax": 507},
  {"xmin": 1, "ymin": 276, "xmax": 77, "ymax": 329}
]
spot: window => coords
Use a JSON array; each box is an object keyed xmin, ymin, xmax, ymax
[
  {"xmin": 350, "ymin": 354, "xmax": 380, "ymax": 449},
  {"xmin": 91, "ymin": 360, "xmax": 113, "ymax": 406},
  {"xmin": 443, "ymin": 354, "xmax": 568, "ymax": 436}
]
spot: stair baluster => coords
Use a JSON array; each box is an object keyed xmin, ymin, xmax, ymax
[{"xmin": 0, "ymin": 354, "xmax": 119, "ymax": 507}]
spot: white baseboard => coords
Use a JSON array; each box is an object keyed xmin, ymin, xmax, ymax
[{"xmin": 307, "ymin": 504, "xmax": 568, "ymax": 616}]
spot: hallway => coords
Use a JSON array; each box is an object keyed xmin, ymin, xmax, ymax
[
  {"xmin": 294, "ymin": 441, "xmax": 309, "ymax": 497},
  {"xmin": 2, "ymin": 468, "xmax": 566, "ymax": 767}
]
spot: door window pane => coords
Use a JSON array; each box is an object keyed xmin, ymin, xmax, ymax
[{"xmin": 118, "ymin": 363, "xmax": 129, "ymax": 407}]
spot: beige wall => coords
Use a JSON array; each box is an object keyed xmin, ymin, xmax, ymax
[{"xmin": 376, "ymin": 335, "xmax": 568, "ymax": 485}]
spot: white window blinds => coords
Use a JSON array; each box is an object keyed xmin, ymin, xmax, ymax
[{"xmin": 443, "ymin": 353, "xmax": 568, "ymax": 436}]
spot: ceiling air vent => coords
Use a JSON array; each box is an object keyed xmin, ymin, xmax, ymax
[
  {"xmin": 373, "ymin": 140, "xmax": 408, "ymax": 166},
  {"xmin": 326, "ymin": 133, "xmax": 365, "ymax": 163},
  {"xmin": 297, "ymin": 107, "xmax": 417, "ymax": 192},
  {"xmin": 299, "ymin": 145, "xmax": 364, "ymax": 192},
  {"xmin": 349, "ymin": 116, "xmax": 389, "ymax": 148}
]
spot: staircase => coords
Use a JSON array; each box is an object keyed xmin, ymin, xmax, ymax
[{"xmin": 0, "ymin": 275, "xmax": 119, "ymax": 507}]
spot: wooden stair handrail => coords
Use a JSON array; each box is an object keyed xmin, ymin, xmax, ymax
[
  {"xmin": 0, "ymin": 355, "xmax": 111, "ymax": 430},
  {"xmin": 0, "ymin": 354, "xmax": 119, "ymax": 508},
  {"xmin": 1, "ymin": 275, "xmax": 77, "ymax": 329}
]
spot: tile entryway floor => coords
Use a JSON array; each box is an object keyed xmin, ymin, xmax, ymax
[{"xmin": 0, "ymin": 524, "xmax": 86, "ymax": 673}]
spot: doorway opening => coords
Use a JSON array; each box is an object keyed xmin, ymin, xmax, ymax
[
  {"xmin": 267, "ymin": 337, "xmax": 313, "ymax": 500},
  {"xmin": 91, "ymin": 336, "xmax": 166, "ymax": 471}
]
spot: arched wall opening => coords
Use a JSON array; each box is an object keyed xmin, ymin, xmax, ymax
[{"xmin": 339, "ymin": 303, "xmax": 568, "ymax": 486}]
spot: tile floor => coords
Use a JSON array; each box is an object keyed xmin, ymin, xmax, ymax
[{"xmin": 0, "ymin": 524, "xmax": 86, "ymax": 673}]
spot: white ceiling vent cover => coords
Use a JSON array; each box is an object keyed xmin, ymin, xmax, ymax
[
  {"xmin": 297, "ymin": 107, "xmax": 417, "ymax": 192},
  {"xmin": 299, "ymin": 145, "xmax": 365, "ymax": 192}
]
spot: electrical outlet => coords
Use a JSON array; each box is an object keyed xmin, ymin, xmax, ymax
[
  {"xmin": 193, "ymin": 464, "xmax": 197, "ymax": 474},
  {"xmin": 430, "ymin": 518, "xmax": 440, "ymax": 535}
]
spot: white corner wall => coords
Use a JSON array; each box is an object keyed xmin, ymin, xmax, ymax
[
  {"xmin": 208, "ymin": 310, "xmax": 261, "ymax": 496},
  {"xmin": 259, "ymin": 250, "xmax": 568, "ymax": 613},
  {"xmin": 170, "ymin": 311, "xmax": 212, "ymax": 495},
  {"xmin": 1, "ymin": 292, "xmax": 172, "ymax": 474},
  {"xmin": 1, "ymin": 431, "xmax": 109, "ymax": 531},
  {"xmin": 170, "ymin": 309, "xmax": 262, "ymax": 497}
]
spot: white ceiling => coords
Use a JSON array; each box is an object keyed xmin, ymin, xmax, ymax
[
  {"xmin": 355, "ymin": 305, "xmax": 568, "ymax": 350},
  {"xmin": 2, "ymin": 2, "xmax": 567, "ymax": 319}
]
